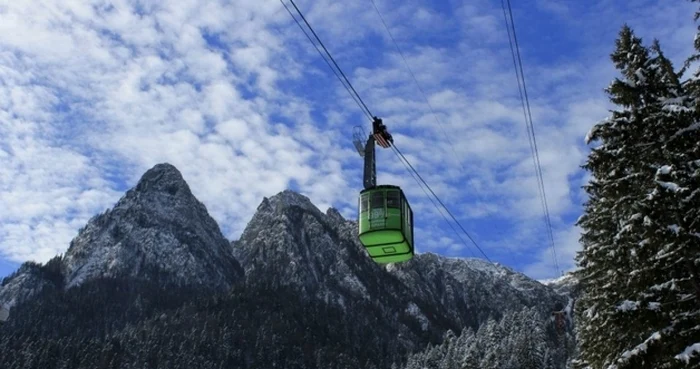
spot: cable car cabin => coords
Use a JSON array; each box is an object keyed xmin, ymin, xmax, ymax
[{"xmin": 358, "ymin": 185, "xmax": 414, "ymax": 263}]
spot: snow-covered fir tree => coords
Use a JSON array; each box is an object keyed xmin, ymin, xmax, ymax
[
  {"xmin": 575, "ymin": 25, "xmax": 664, "ymax": 369},
  {"xmin": 576, "ymin": 20, "xmax": 700, "ymax": 369},
  {"xmin": 611, "ymin": 41, "xmax": 700, "ymax": 369},
  {"xmin": 398, "ymin": 307, "xmax": 569, "ymax": 369}
]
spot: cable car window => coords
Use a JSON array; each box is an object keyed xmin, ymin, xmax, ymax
[
  {"xmin": 386, "ymin": 190, "xmax": 400, "ymax": 208},
  {"xmin": 360, "ymin": 194, "xmax": 369, "ymax": 213},
  {"xmin": 371, "ymin": 191, "xmax": 384, "ymax": 209}
]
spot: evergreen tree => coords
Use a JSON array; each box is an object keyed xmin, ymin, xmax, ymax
[
  {"xmin": 610, "ymin": 38, "xmax": 700, "ymax": 369},
  {"xmin": 575, "ymin": 24, "xmax": 664, "ymax": 369},
  {"xmin": 577, "ymin": 18, "xmax": 700, "ymax": 368},
  {"xmin": 517, "ymin": 308, "xmax": 547, "ymax": 369},
  {"xmin": 460, "ymin": 344, "xmax": 480, "ymax": 369}
]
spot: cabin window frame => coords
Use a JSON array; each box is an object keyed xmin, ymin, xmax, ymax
[
  {"xmin": 386, "ymin": 190, "xmax": 400, "ymax": 209},
  {"xmin": 360, "ymin": 193, "xmax": 370, "ymax": 213},
  {"xmin": 370, "ymin": 191, "xmax": 385, "ymax": 210}
]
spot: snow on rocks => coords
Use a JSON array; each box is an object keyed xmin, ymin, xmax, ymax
[{"xmin": 61, "ymin": 163, "xmax": 243, "ymax": 290}]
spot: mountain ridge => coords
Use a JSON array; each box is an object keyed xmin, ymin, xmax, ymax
[
  {"xmin": 230, "ymin": 185, "xmax": 570, "ymax": 336},
  {"xmin": 0, "ymin": 162, "xmax": 576, "ymax": 368}
]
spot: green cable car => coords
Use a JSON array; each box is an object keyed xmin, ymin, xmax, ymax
[
  {"xmin": 352, "ymin": 118, "xmax": 414, "ymax": 264},
  {"xmin": 358, "ymin": 185, "xmax": 414, "ymax": 263}
]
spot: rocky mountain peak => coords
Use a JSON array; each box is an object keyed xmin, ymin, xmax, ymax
[
  {"xmin": 325, "ymin": 207, "xmax": 347, "ymax": 224},
  {"xmin": 230, "ymin": 189, "xmax": 570, "ymax": 349},
  {"xmin": 234, "ymin": 189, "xmax": 346, "ymax": 275},
  {"xmin": 257, "ymin": 189, "xmax": 324, "ymax": 217},
  {"xmin": 132, "ymin": 163, "xmax": 192, "ymax": 197},
  {"xmin": 59, "ymin": 163, "xmax": 243, "ymax": 290}
]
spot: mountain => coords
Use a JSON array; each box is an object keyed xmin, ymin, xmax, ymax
[
  {"xmin": 394, "ymin": 268, "xmax": 580, "ymax": 369},
  {"xmin": 229, "ymin": 188, "xmax": 574, "ymax": 367},
  {"xmin": 231, "ymin": 189, "xmax": 449, "ymax": 348},
  {"xmin": 0, "ymin": 259, "xmax": 63, "ymax": 310},
  {"xmin": 0, "ymin": 163, "xmax": 576, "ymax": 369},
  {"xmin": 232, "ymin": 189, "xmax": 568, "ymax": 331},
  {"xmin": 1, "ymin": 163, "xmax": 243, "ymax": 310},
  {"xmin": 388, "ymin": 253, "xmax": 569, "ymax": 330},
  {"xmin": 232, "ymin": 189, "xmax": 405, "ymax": 303},
  {"xmin": 62, "ymin": 163, "xmax": 243, "ymax": 289}
]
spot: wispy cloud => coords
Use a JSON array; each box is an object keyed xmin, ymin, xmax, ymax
[{"xmin": 0, "ymin": 0, "xmax": 696, "ymax": 280}]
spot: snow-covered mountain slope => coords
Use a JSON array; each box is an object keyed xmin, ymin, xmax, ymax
[
  {"xmin": 233, "ymin": 190, "xmax": 401, "ymax": 303},
  {"xmin": 1, "ymin": 163, "xmax": 243, "ymax": 311},
  {"xmin": 0, "ymin": 163, "xmax": 577, "ymax": 368},
  {"xmin": 540, "ymin": 272, "xmax": 580, "ymax": 298},
  {"xmin": 61, "ymin": 163, "xmax": 243, "ymax": 289},
  {"xmin": 232, "ymin": 189, "xmax": 569, "ymax": 335},
  {"xmin": 388, "ymin": 253, "xmax": 568, "ymax": 330},
  {"xmin": 232, "ymin": 190, "xmax": 460, "ymax": 346},
  {"xmin": 0, "ymin": 260, "xmax": 62, "ymax": 309},
  {"xmin": 232, "ymin": 189, "xmax": 379, "ymax": 296}
]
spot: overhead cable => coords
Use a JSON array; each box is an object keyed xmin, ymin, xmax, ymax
[
  {"xmin": 286, "ymin": 0, "xmax": 375, "ymax": 120},
  {"xmin": 392, "ymin": 143, "xmax": 492, "ymax": 262},
  {"xmin": 368, "ymin": 0, "xmax": 467, "ymax": 173},
  {"xmin": 280, "ymin": 0, "xmax": 373, "ymax": 122},
  {"xmin": 500, "ymin": 0, "xmax": 561, "ymax": 276},
  {"xmin": 391, "ymin": 144, "xmax": 477, "ymax": 258}
]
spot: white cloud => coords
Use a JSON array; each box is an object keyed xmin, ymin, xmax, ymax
[
  {"xmin": 523, "ymin": 224, "xmax": 583, "ymax": 280},
  {"xmin": 0, "ymin": 0, "xmax": 696, "ymax": 281}
]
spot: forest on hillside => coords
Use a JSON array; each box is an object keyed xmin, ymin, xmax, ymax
[{"xmin": 397, "ymin": 307, "xmax": 574, "ymax": 369}]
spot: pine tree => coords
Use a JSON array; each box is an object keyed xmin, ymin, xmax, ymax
[
  {"xmin": 460, "ymin": 345, "xmax": 480, "ymax": 369},
  {"xmin": 614, "ymin": 3, "xmax": 700, "ymax": 366},
  {"xmin": 520, "ymin": 309, "xmax": 547, "ymax": 369},
  {"xmin": 477, "ymin": 317, "xmax": 505, "ymax": 369},
  {"xmin": 608, "ymin": 37, "xmax": 700, "ymax": 368},
  {"xmin": 576, "ymin": 24, "xmax": 664, "ymax": 369},
  {"xmin": 683, "ymin": 0, "xmax": 700, "ymax": 90},
  {"xmin": 578, "ymin": 18, "xmax": 700, "ymax": 368},
  {"xmin": 439, "ymin": 329, "xmax": 459, "ymax": 369}
]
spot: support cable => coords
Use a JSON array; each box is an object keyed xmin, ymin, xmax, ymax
[
  {"xmin": 280, "ymin": 0, "xmax": 373, "ymax": 122},
  {"xmin": 368, "ymin": 0, "xmax": 467, "ymax": 172},
  {"xmin": 391, "ymin": 144, "xmax": 477, "ymax": 258},
  {"xmin": 287, "ymin": 0, "xmax": 374, "ymax": 120},
  {"xmin": 500, "ymin": 0, "xmax": 561, "ymax": 275},
  {"xmin": 392, "ymin": 143, "xmax": 492, "ymax": 262}
]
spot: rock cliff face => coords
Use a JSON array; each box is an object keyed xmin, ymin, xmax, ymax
[
  {"xmin": 61, "ymin": 163, "xmax": 243, "ymax": 290},
  {"xmin": 231, "ymin": 188, "xmax": 568, "ymax": 334},
  {"xmin": 0, "ymin": 260, "xmax": 62, "ymax": 309}
]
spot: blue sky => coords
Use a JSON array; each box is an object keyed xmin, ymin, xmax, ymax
[{"xmin": 0, "ymin": 0, "xmax": 697, "ymax": 281}]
